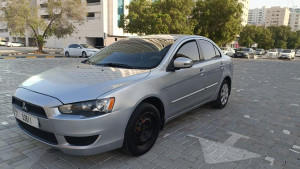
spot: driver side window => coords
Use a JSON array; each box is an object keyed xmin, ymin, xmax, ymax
[{"xmin": 176, "ymin": 41, "xmax": 200, "ymax": 62}]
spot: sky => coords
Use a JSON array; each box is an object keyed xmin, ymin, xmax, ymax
[{"xmin": 249, "ymin": 0, "xmax": 300, "ymax": 9}]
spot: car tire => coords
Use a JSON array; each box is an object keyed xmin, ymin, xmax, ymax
[
  {"xmin": 212, "ymin": 79, "xmax": 230, "ymax": 109},
  {"xmin": 122, "ymin": 102, "xmax": 161, "ymax": 156},
  {"xmin": 82, "ymin": 51, "xmax": 87, "ymax": 58},
  {"xmin": 65, "ymin": 52, "xmax": 70, "ymax": 57}
]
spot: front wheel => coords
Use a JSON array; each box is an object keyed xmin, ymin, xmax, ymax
[
  {"xmin": 212, "ymin": 80, "xmax": 230, "ymax": 109},
  {"xmin": 82, "ymin": 51, "xmax": 87, "ymax": 58},
  {"xmin": 122, "ymin": 103, "xmax": 161, "ymax": 156}
]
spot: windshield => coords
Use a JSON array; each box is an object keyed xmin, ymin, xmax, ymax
[
  {"xmin": 86, "ymin": 38, "xmax": 174, "ymax": 69},
  {"xmin": 242, "ymin": 48, "xmax": 251, "ymax": 52},
  {"xmin": 270, "ymin": 49, "xmax": 277, "ymax": 52},
  {"xmin": 80, "ymin": 44, "xmax": 94, "ymax": 49},
  {"xmin": 281, "ymin": 50, "xmax": 292, "ymax": 53},
  {"xmin": 256, "ymin": 49, "xmax": 263, "ymax": 51}
]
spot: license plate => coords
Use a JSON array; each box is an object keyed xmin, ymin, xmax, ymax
[{"xmin": 14, "ymin": 109, "xmax": 39, "ymax": 128}]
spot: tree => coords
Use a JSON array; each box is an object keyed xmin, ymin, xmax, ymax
[
  {"xmin": 192, "ymin": 0, "xmax": 243, "ymax": 45},
  {"xmin": 255, "ymin": 27, "xmax": 274, "ymax": 50},
  {"xmin": 239, "ymin": 25, "xmax": 273, "ymax": 49},
  {"xmin": 267, "ymin": 26, "xmax": 291, "ymax": 49},
  {"xmin": 238, "ymin": 25, "xmax": 258, "ymax": 47},
  {"xmin": 1, "ymin": 0, "xmax": 86, "ymax": 52},
  {"xmin": 120, "ymin": 0, "xmax": 195, "ymax": 35}
]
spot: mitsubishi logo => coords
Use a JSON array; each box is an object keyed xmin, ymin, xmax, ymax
[{"xmin": 21, "ymin": 102, "xmax": 28, "ymax": 112}]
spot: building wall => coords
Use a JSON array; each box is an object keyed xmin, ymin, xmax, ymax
[
  {"xmin": 265, "ymin": 6, "xmax": 290, "ymax": 27},
  {"xmin": 248, "ymin": 6, "xmax": 266, "ymax": 26},
  {"xmin": 239, "ymin": 0, "xmax": 250, "ymax": 26},
  {"xmin": 289, "ymin": 8, "xmax": 300, "ymax": 32}
]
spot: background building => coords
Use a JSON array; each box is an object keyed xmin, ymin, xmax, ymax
[
  {"xmin": 0, "ymin": 0, "xmax": 134, "ymax": 48},
  {"xmin": 289, "ymin": 8, "xmax": 300, "ymax": 31},
  {"xmin": 248, "ymin": 6, "xmax": 266, "ymax": 26},
  {"xmin": 265, "ymin": 6, "xmax": 290, "ymax": 27},
  {"xmin": 238, "ymin": 0, "xmax": 250, "ymax": 26}
]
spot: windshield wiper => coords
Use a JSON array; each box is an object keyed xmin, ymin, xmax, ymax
[{"xmin": 95, "ymin": 63, "xmax": 134, "ymax": 69}]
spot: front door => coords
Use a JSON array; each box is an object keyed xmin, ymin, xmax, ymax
[{"xmin": 162, "ymin": 40, "xmax": 208, "ymax": 119}]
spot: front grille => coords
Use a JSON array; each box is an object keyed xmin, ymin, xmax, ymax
[
  {"xmin": 16, "ymin": 119, "xmax": 58, "ymax": 145},
  {"xmin": 12, "ymin": 97, "xmax": 47, "ymax": 119},
  {"xmin": 65, "ymin": 135, "xmax": 99, "ymax": 146}
]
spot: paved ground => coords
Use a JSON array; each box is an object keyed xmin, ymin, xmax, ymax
[{"xmin": 0, "ymin": 58, "xmax": 300, "ymax": 169}]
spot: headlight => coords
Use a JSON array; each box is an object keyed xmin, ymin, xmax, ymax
[{"xmin": 59, "ymin": 98, "xmax": 115, "ymax": 117}]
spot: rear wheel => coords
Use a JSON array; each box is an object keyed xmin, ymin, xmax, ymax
[
  {"xmin": 212, "ymin": 79, "xmax": 230, "ymax": 109},
  {"xmin": 122, "ymin": 103, "xmax": 160, "ymax": 156},
  {"xmin": 65, "ymin": 52, "xmax": 70, "ymax": 57}
]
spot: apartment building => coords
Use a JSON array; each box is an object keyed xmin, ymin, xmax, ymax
[
  {"xmin": 265, "ymin": 6, "xmax": 290, "ymax": 27},
  {"xmin": 0, "ymin": 0, "xmax": 133, "ymax": 48},
  {"xmin": 289, "ymin": 8, "xmax": 300, "ymax": 32},
  {"xmin": 248, "ymin": 6, "xmax": 266, "ymax": 26},
  {"xmin": 239, "ymin": 0, "xmax": 250, "ymax": 26}
]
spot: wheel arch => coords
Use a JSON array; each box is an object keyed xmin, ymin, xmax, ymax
[
  {"xmin": 223, "ymin": 76, "xmax": 232, "ymax": 95},
  {"xmin": 140, "ymin": 97, "xmax": 165, "ymax": 130}
]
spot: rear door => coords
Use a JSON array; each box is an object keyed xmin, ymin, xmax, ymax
[
  {"xmin": 197, "ymin": 40, "xmax": 224, "ymax": 101},
  {"xmin": 73, "ymin": 44, "xmax": 82, "ymax": 56},
  {"xmin": 68, "ymin": 44, "xmax": 75, "ymax": 56}
]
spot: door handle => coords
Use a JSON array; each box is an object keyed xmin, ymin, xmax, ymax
[
  {"xmin": 199, "ymin": 68, "xmax": 205, "ymax": 76},
  {"xmin": 220, "ymin": 63, "xmax": 224, "ymax": 69}
]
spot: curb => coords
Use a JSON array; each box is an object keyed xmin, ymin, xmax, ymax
[
  {"xmin": 0, "ymin": 51, "xmax": 64, "ymax": 56},
  {"xmin": 0, "ymin": 55, "xmax": 66, "ymax": 59}
]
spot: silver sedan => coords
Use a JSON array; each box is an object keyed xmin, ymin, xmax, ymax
[{"xmin": 12, "ymin": 35, "xmax": 233, "ymax": 156}]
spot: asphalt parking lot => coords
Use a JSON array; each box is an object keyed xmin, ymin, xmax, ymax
[{"xmin": 0, "ymin": 58, "xmax": 300, "ymax": 169}]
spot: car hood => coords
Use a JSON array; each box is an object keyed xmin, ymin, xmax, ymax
[{"xmin": 20, "ymin": 63, "xmax": 150, "ymax": 104}]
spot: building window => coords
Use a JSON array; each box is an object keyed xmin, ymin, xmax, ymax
[
  {"xmin": 87, "ymin": 12, "xmax": 95, "ymax": 20},
  {"xmin": 86, "ymin": 0, "xmax": 100, "ymax": 6},
  {"xmin": 118, "ymin": 0, "xmax": 124, "ymax": 27},
  {"xmin": 40, "ymin": 3, "xmax": 48, "ymax": 8}
]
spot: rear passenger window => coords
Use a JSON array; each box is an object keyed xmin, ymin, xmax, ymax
[
  {"xmin": 199, "ymin": 40, "xmax": 220, "ymax": 60},
  {"xmin": 176, "ymin": 41, "xmax": 200, "ymax": 62}
]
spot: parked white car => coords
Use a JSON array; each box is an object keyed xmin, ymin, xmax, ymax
[
  {"xmin": 0, "ymin": 40, "xmax": 8, "ymax": 46},
  {"xmin": 64, "ymin": 44, "xmax": 100, "ymax": 58},
  {"xmin": 296, "ymin": 50, "xmax": 300, "ymax": 57},
  {"xmin": 221, "ymin": 47, "xmax": 235, "ymax": 57},
  {"xmin": 266, "ymin": 49, "xmax": 279, "ymax": 58},
  {"xmin": 278, "ymin": 49, "xmax": 295, "ymax": 60},
  {"xmin": 6, "ymin": 41, "xmax": 24, "ymax": 47}
]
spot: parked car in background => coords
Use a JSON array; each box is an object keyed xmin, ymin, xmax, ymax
[
  {"xmin": 5, "ymin": 41, "xmax": 24, "ymax": 47},
  {"xmin": 266, "ymin": 49, "xmax": 279, "ymax": 57},
  {"xmin": 12, "ymin": 35, "xmax": 233, "ymax": 156},
  {"xmin": 64, "ymin": 44, "xmax": 100, "ymax": 58},
  {"xmin": 233, "ymin": 48, "xmax": 255, "ymax": 59},
  {"xmin": 0, "ymin": 40, "xmax": 8, "ymax": 46},
  {"xmin": 278, "ymin": 49, "xmax": 295, "ymax": 60},
  {"xmin": 296, "ymin": 50, "xmax": 300, "ymax": 57},
  {"xmin": 255, "ymin": 49, "xmax": 266, "ymax": 55},
  {"xmin": 221, "ymin": 47, "xmax": 235, "ymax": 57}
]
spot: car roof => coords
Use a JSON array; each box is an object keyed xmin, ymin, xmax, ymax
[{"xmin": 129, "ymin": 34, "xmax": 206, "ymax": 41}]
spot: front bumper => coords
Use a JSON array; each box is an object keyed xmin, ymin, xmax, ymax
[
  {"xmin": 13, "ymin": 88, "xmax": 132, "ymax": 155},
  {"xmin": 234, "ymin": 53, "xmax": 248, "ymax": 58},
  {"xmin": 278, "ymin": 55, "xmax": 291, "ymax": 59}
]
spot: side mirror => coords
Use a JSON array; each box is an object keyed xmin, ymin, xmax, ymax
[
  {"xmin": 174, "ymin": 57, "xmax": 193, "ymax": 69},
  {"xmin": 78, "ymin": 47, "xmax": 82, "ymax": 49}
]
